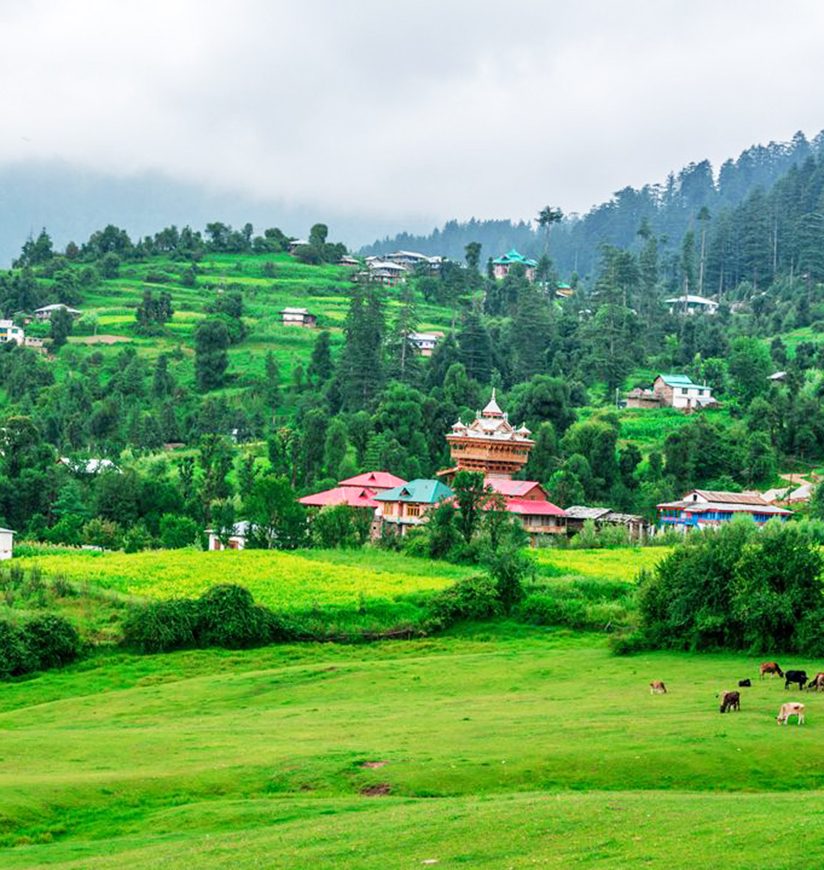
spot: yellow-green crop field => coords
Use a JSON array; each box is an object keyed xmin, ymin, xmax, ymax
[
  {"xmin": 19, "ymin": 548, "xmax": 474, "ymax": 610},
  {"xmin": 533, "ymin": 546, "xmax": 671, "ymax": 581}
]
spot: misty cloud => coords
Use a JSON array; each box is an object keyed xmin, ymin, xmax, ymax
[{"xmin": 2, "ymin": 0, "xmax": 824, "ymax": 227}]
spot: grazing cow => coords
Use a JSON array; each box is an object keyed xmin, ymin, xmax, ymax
[
  {"xmin": 806, "ymin": 673, "xmax": 824, "ymax": 692},
  {"xmin": 784, "ymin": 670, "xmax": 808, "ymax": 690},
  {"xmin": 649, "ymin": 680, "xmax": 667, "ymax": 695},
  {"xmin": 738, "ymin": 679, "xmax": 752, "ymax": 688},
  {"xmin": 760, "ymin": 662, "xmax": 784, "ymax": 679},
  {"xmin": 776, "ymin": 702, "xmax": 805, "ymax": 725},
  {"xmin": 719, "ymin": 691, "xmax": 740, "ymax": 713}
]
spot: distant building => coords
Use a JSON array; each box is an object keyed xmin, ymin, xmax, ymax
[
  {"xmin": 564, "ymin": 506, "xmax": 649, "ymax": 541},
  {"xmin": 407, "ymin": 331, "xmax": 444, "ymax": 357},
  {"xmin": 385, "ymin": 251, "xmax": 443, "ymax": 274},
  {"xmin": 0, "ymin": 527, "xmax": 14, "ymax": 560},
  {"xmin": 555, "ymin": 282, "xmax": 574, "ymax": 298},
  {"xmin": 484, "ymin": 479, "xmax": 566, "ymax": 542},
  {"xmin": 207, "ymin": 520, "xmax": 249, "ymax": 551},
  {"xmin": 59, "ymin": 457, "xmax": 120, "ymax": 475},
  {"xmin": 626, "ymin": 374, "xmax": 717, "ymax": 412},
  {"xmin": 339, "ymin": 255, "xmax": 359, "ymax": 267},
  {"xmin": 657, "ymin": 490, "xmax": 791, "ymax": 532},
  {"xmin": 287, "ymin": 239, "xmax": 309, "ymax": 253},
  {"xmin": 34, "ymin": 303, "xmax": 82, "ymax": 321},
  {"xmin": 364, "ymin": 260, "xmax": 408, "ymax": 286},
  {"xmin": 492, "ymin": 250, "xmax": 538, "ymax": 282},
  {"xmin": 374, "ymin": 479, "xmax": 454, "ymax": 536},
  {"xmin": 280, "ymin": 307, "xmax": 317, "ymax": 327},
  {"xmin": 762, "ymin": 483, "xmax": 814, "ymax": 505},
  {"xmin": 299, "ymin": 471, "xmax": 408, "ymax": 511},
  {"xmin": 0, "ymin": 320, "xmax": 24, "ymax": 345},
  {"xmin": 768, "ymin": 371, "xmax": 787, "ymax": 383},
  {"xmin": 664, "ymin": 294, "xmax": 719, "ymax": 316}
]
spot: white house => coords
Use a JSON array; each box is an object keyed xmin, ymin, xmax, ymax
[
  {"xmin": 0, "ymin": 320, "xmax": 24, "ymax": 345},
  {"xmin": 280, "ymin": 307, "xmax": 317, "ymax": 327},
  {"xmin": 0, "ymin": 528, "xmax": 14, "ymax": 560},
  {"xmin": 207, "ymin": 521, "xmax": 249, "ymax": 551},
  {"xmin": 34, "ymin": 303, "xmax": 82, "ymax": 321},
  {"xmin": 664, "ymin": 294, "xmax": 719, "ymax": 315},
  {"xmin": 626, "ymin": 374, "xmax": 717, "ymax": 411},
  {"xmin": 407, "ymin": 331, "xmax": 443, "ymax": 357}
]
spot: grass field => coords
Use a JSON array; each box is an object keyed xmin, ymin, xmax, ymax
[
  {"xmin": 533, "ymin": 546, "xmax": 671, "ymax": 581},
  {"xmin": 3, "ymin": 627, "xmax": 824, "ymax": 867},
  {"xmin": 17, "ymin": 548, "xmax": 473, "ymax": 610}
]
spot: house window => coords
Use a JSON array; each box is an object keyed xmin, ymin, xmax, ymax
[
  {"xmin": 680, "ymin": 388, "xmax": 688, "ymax": 395},
  {"xmin": 406, "ymin": 504, "xmax": 421, "ymax": 518}
]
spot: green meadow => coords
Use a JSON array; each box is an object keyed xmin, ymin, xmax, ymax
[{"xmin": 2, "ymin": 627, "xmax": 823, "ymax": 868}]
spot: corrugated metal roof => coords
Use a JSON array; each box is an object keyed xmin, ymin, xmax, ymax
[
  {"xmin": 564, "ymin": 505, "xmax": 611, "ymax": 520},
  {"xmin": 374, "ymin": 479, "xmax": 454, "ymax": 504}
]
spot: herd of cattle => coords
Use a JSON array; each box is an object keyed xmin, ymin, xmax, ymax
[{"xmin": 649, "ymin": 662, "xmax": 823, "ymax": 726}]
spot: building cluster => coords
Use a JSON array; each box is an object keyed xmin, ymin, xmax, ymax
[
  {"xmin": 0, "ymin": 303, "xmax": 81, "ymax": 351},
  {"xmin": 359, "ymin": 251, "xmax": 444, "ymax": 287},
  {"xmin": 626, "ymin": 373, "xmax": 718, "ymax": 412}
]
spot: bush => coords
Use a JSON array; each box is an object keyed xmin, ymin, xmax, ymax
[
  {"xmin": 608, "ymin": 630, "xmax": 650, "ymax": 655},
  {"xmin": 428, "ymin": 575, "xmax": 502, "ymax": 627},
  {"xmin": 22, "ymin": 614, "xmax": 81, "ymax": 668},
  {"xmin": 194, "ymin": 584, "xmax": 273, "ymax": 649},
  {"xmin": 122, "ymin": 598, "xmax": 199, "ymax": 653},
  {"xmin": 0, "ymin": 620, "xmax": 35, "ymax": 678}
]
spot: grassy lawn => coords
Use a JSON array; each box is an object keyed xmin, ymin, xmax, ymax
[{"xmin": 2, "ymin": 628, "xmax": 824, "ymax": 866}]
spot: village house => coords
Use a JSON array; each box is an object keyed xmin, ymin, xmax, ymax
[
  {"xmin": 207, "ymin": 520, "xmax": 249, "ymax": 551},
  {"xmin": 0, "ymin": 527, "xmax": 14, "ymax": 560},
  {"xmin": 287, "ymin": 239, "xmax": 309, "ymax": 253},
  {"xmin": 339, "ymin": 254, "xmax": 359, "ymax": 267},
  {"xmin": 0, "ymin": 320, "xmax": 24, "ymax": 345},
  {"xmin": 762, "ymin": 482, "xmax": 815, "ymax": 505},
  {"xmin": 626, "ymin": 374, "xmax": 717, "ymax": 411},
  {"xmin": 407, "ymin": 331, "xmax": 444, "ymax": 357},
  {"xmin": 656, "ymin": 490, "xmax": 791, "ymax": 532},
  {"xmin": 299, "ymin": 472, "xmax": 407, "ymax": 511},
  {"xmin": 555, "ymin": 282, "xmax": 574, "ymax": 299},
  {"xmin": 34, "ymin": 303, "xmax": 82, "ymax": 321},
  {"xmin": 483, "ymin": 479, "xmax": 566, "ymax": 542},
  {"xmin": 280, "ymin": 307, "xmax": 317, "ymax": 327},
  {"xmin": 664, "ymin": 294, "xmax": 719, "ymax": 316},
  {"xmin": 491, "ymin": 250, "xmax": 538, "ymax": 282},
  {"xmin": 563, "ymin": 505, "xmax": 649, "ymax": 541},
  {"xmin": 373, "ymin": 479, "xmax": 454, "ymax": 536},
  {"xmin": 363, "ymin": 260, "xmax": 409, "ymax": 286}
]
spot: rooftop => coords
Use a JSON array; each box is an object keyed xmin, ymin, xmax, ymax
[
  {"xmin": 338, "ymin": 471, "xmax": 407, "ymax": 490},
  {"xmin": 374, "ymin": 479, "xmax": 454, "ymax": 504},
  {"xmin": 492, "ymin": 249, "xmax": 538, "ymax": 267},
  {"xmin": 299, "ymin": 486, "xmax": 381, "ymax": 509},
  {"xmin": 664, "ymin": 294, "xmax": 718, "ymax": 306}
]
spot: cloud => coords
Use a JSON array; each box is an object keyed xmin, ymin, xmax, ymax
[{"xmin": 2, "ymin": 0, "xmax": 824, "ymax": 226}]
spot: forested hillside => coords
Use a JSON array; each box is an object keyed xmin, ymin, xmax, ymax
[
  {"xmin": 3, "ymin": 130, "xmax": 824, "ymax": 552},
  {"xmin": 364, "ymin": 130, "xmax": 824, "ymax": 285}
]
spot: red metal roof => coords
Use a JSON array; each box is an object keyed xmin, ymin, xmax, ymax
[
  {"xmin": 299, "ymin": 486, "xmax": 380, "ymax": 509},
  {"xmin": 337, "ymin": 471, "xmax": 408, "ymax": 490},
  {"xmin": 484, "ymin": 478, "xmax": 546, "ymax": 498},
  {"xmin": 503, "ymin": 498, "xmax": 566, "ymax": 517}
]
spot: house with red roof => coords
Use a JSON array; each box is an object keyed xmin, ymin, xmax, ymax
[{"xmin": 483, "ymin": 478, "xmax": 566, "ymax": 543}]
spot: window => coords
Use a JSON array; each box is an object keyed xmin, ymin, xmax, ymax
[
  {"xmin": 680, "ymin": 388, "xmax": 688, "ymax": 395},
  {"xmin": 406, "ymin": 504, "xmax": 421, "ymax": 518}
]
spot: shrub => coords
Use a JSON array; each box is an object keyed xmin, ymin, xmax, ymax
[
  {"xmin": 428, "ymin": 575, "xmax": 502, "ymax": 627},
  {"xmin": 122, "ymin": 598, "xmax": 199, "ymax": 653},
  {"xmin": 0, "ymin": 620, "xmax": 34, "ymax": 678},
  {"xmin": 608, "ymin": 630, "xmax": 650, "ymax": 655},
  {"xmin": 22, "ymin": 615, "xmax": 81, "ymax": 668},
  {"xmin": 193, "ymin": 584, "xmax": 272, "ymax": 649}
]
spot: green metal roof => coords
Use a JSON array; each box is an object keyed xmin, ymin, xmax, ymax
[
  {"xmin": 374, "ymin": 479, "xmax": 454, "ymax": 504},
  {"xmin": 492, "ymin": 249, "xmax": 538, "ymax": 267},
  {"xmin": 658, "ymin": 373, "xmax": 699, "ymax": 387}
]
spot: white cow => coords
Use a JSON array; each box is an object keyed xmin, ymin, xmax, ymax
[{"xmin": 776, "ymin": 702, "xmax": 805, "ymax": 725}]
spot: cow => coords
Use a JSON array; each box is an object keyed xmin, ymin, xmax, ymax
[
  {"xmin": 784, "ymin": 670, "xmax": 807, "ymax": 690},
  {"xmin": 806, "ymin": 673, "xmax": 824, "ymax": 692},
  {"xmin": 719, "ymin": 691, "xmax": 740, "ymax": 713},
  {"xmin": 738, "ymin": 679, "xmax": 752, "ymax": 688},
  {"xmin": 760, "ymin": 662, "xmax": 784, "ymax": 679},
  {"xmin": 649, "ymin": 680, "xmax": 667, "ymax": 695},
  {"xmin": 777, "ymin": 702, "xmax": 805, "ymax": 725}
]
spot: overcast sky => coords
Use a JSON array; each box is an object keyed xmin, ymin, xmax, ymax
[{"xmin": 3, "ymin": 0, "xmax": 824, "ymax": 230}]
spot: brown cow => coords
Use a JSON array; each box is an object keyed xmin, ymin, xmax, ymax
[
  {"xmin": 649, "ymin": 680, "xmax": 667, "ymax": 695},
  {"xmin": 807, "ymin": 673, "xmax": 824, "ymax": 692},
  {"xmin": 760, "ymin": 662, "xmax": 784, "ymax": 680},
  {"xmin": 719, "ymin": 691, "xmax": 740, "ymax": 713},
  {"xmin": 777, "ymin": 702, "xmax": 805, "ymax": 725}
]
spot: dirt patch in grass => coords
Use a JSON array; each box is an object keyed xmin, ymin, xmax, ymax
[
  {"xmin": 360, "ymin": 783, "xmax": 391, "ymax": 796},
  {"xmin": 361, "ymin": 761, "xmax": 388, "ymax": 769},
  {"xmin": 75, "ymin": 334, "xmax": 131, "ymax": 345}
]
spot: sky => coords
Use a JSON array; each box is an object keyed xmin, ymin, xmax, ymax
[{"xmin": 3, "ymin": 0, "xmax": 824, "ymax": 237}]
